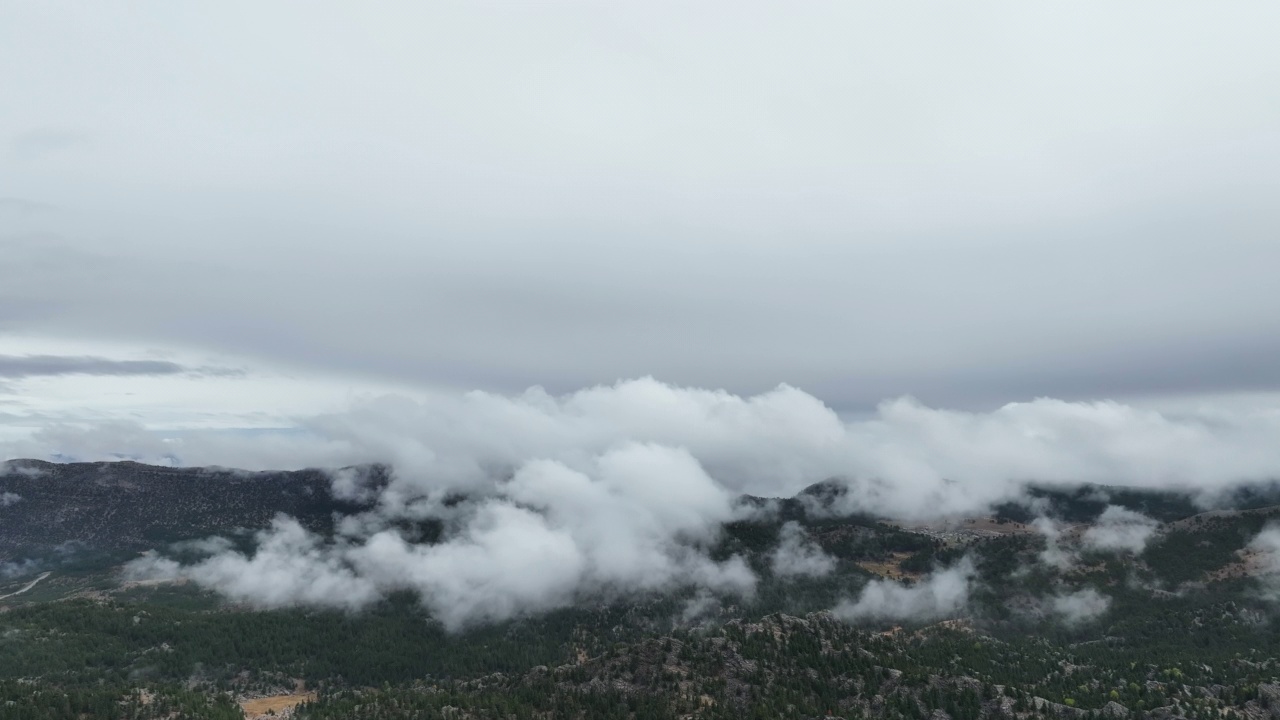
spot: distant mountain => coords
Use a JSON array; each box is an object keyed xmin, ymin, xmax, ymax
[
  {"xmin": 2, "ymin": 458, "xmax": 1274, "ymax": 568},
  {"xmin": 0, "ymin": 459, "xmax": 384, "ymax": 561}
]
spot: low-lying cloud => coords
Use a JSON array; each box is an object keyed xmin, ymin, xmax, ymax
[
  {"xmin": 832, "ymin": 558, "xmax": 976, "ymax": 623},
  {"xmin": 126, "ymin": 443, "xmax": 756, "ymax": 630},
  {"xmin": 1033, "ymin": 505, "xmax": 1160, "ymax": 572},
  {"xmin": 0, "ymin": 492, "xmax": 20, "ymax": 507},
  {"xmin": 1248, "ymin": 524, "xmax": 1280, "ymax": 601},
  {"xmin": 21, "ymin": 377, "xmax": 1280, "ymax": 628},
  {"xmin": 1033, "ymin": 517, "xmax": 1075, "ymax": 571},
  {"xmin": 127, "ymin": 519, "xmax": 379, "ymax": 612},
  {"xmin": 13, "ymin": 378, "xmax": 1280, "ymax": 521},
  {"xmin": 1049, "ymin": 588, "xmax": 1111, "ymax": 624},
  {"xmin": 769, "ymin": 522, "xmax": 836, "ymax": 579},
  {"xmin": 1082, "ymin": 506, "xmax": 1159, "ymax": 554},
  {"xmin": 0, "ymin": 461, "xmax": 45, "ymax": 478},
  {"xmin": 0, "ymin": 558, "xmax": 43, "ymax": 579}
]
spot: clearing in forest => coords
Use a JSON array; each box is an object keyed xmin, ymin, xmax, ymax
[{"xmin": 239, "ymin": 691, "xmax": 316, "ymax": 718}]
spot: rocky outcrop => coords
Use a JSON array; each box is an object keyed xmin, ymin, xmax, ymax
[
  {"xmin": 1100, "ymin": 700, "xmax": 1129, "ymax": 718},
  {"xmin": 1259, "ymin": 684, "xmax": 1280, "ymax": 720},
  {"xmin": 1030, "ymin": 696, "xmax": 1087, "ymax": 718}
]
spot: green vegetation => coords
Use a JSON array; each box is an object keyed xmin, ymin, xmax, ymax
[
  {"xmin": 5, "ymin": 469, "xmax": 1280, "ymax": 719},
  {"xmin": 1142, "ymin": 510, "xmax": 1279, "ymax": 584}
]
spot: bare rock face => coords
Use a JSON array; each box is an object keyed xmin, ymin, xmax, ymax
[
  {"xmin": 1147, "ymin": 705, "xmax": 1189, "ymax": 720},
  {"xmin": 1100, "ymin": 700, "xmax": 1130, "ymax": 718},
  {"xmin": 1259, "ymin": 684, "xmax": 1280, "ymax": 720},
  {"xmin": 1031, "ymin": 696, "xmax": 1087, "ymax": 718}
]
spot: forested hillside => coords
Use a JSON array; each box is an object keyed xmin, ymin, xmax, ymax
[{"xmin": 4, "ymin": 461, "xmax": 1280, "ymax": 720}]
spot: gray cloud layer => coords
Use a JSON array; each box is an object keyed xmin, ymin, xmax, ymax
[
  {"xmin": 79, "ymin": 376, "xmax": 1276, "ymax": 628},
  {"xmin": 12, "ymin": 378, "xmax": 1280, "ymax": 519},
  {"xmin": 3, "ymin": 3, "xmax": 1280, "ymax": 407},
  {"xmin": 0, "ymin": 354, "xmax": 241, "ymax": 380},
  {"xmin": 0, "ymin": 354, "xmax": 184, "ymax": 378}
]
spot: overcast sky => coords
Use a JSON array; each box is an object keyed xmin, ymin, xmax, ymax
[{"xmin": 3, "ymin": 2, "xmax": 1280, "ymax": 463}]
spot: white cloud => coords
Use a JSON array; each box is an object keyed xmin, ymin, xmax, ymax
[
  {"xmin": 1049, "ymin": 588, "xmax": 1111, "ymax": 624},
  {"xmin": 15, "ymin": 379, "xmax": 1280, "ymax": 522},
  {"xmin": 680, "ymin": 590, "xmax": 722, "ymax": 624},
  {"xmin": 832, "ymin": 558, "xmax": 976, "ymax": 623},
  {"xmin": 127, "ymin": 517, "xmax": 380, "ymax": 612},
  {"xmin": 0, "ymin": 492, "xmax": 20, "ymax": 507},
  {"xmin": 1033, "ymin": 505, "xmax": 1160, "ymax": 574},
  {"xmin": 168, "ymin": 536, "xmax": 236, "ymax": 556},
  {"xmin": 1082, "ymin": 506, "xmax": 1159, "ymax": 554},
  {"xmin": 1251, "ymin": 525, "xmax": 1280, "ymax": 563},
  {"xmin": 1248, "ymin": 524, "xmax": 1280, "ymax": 601},
  {"xmin": 770, "ymin": 522, "xmax": 836, "ymax": 579},
  {"xmin": 1033, "ymin": 517, "xmax": 1076, "ymax": 571},
  {"xmin": 34, "ymin": 376, "xmax": 1280, "ymax": 629},
  {"xmin": 125, "ymin": 443, "xmax": 756, "ymax": 630}
]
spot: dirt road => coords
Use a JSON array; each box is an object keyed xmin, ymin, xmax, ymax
[{"xmin": 0, "ymin": 571, "xmax": 51, "ymax": 600}]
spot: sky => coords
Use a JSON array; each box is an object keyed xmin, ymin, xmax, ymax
[
  {"xmin": 7, "ymin": 1, "xmax": 1280, "ymax": 625},
  {"xmin": 3, "ymin": 2, "xmax": 1280, "ymax": 486}
]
